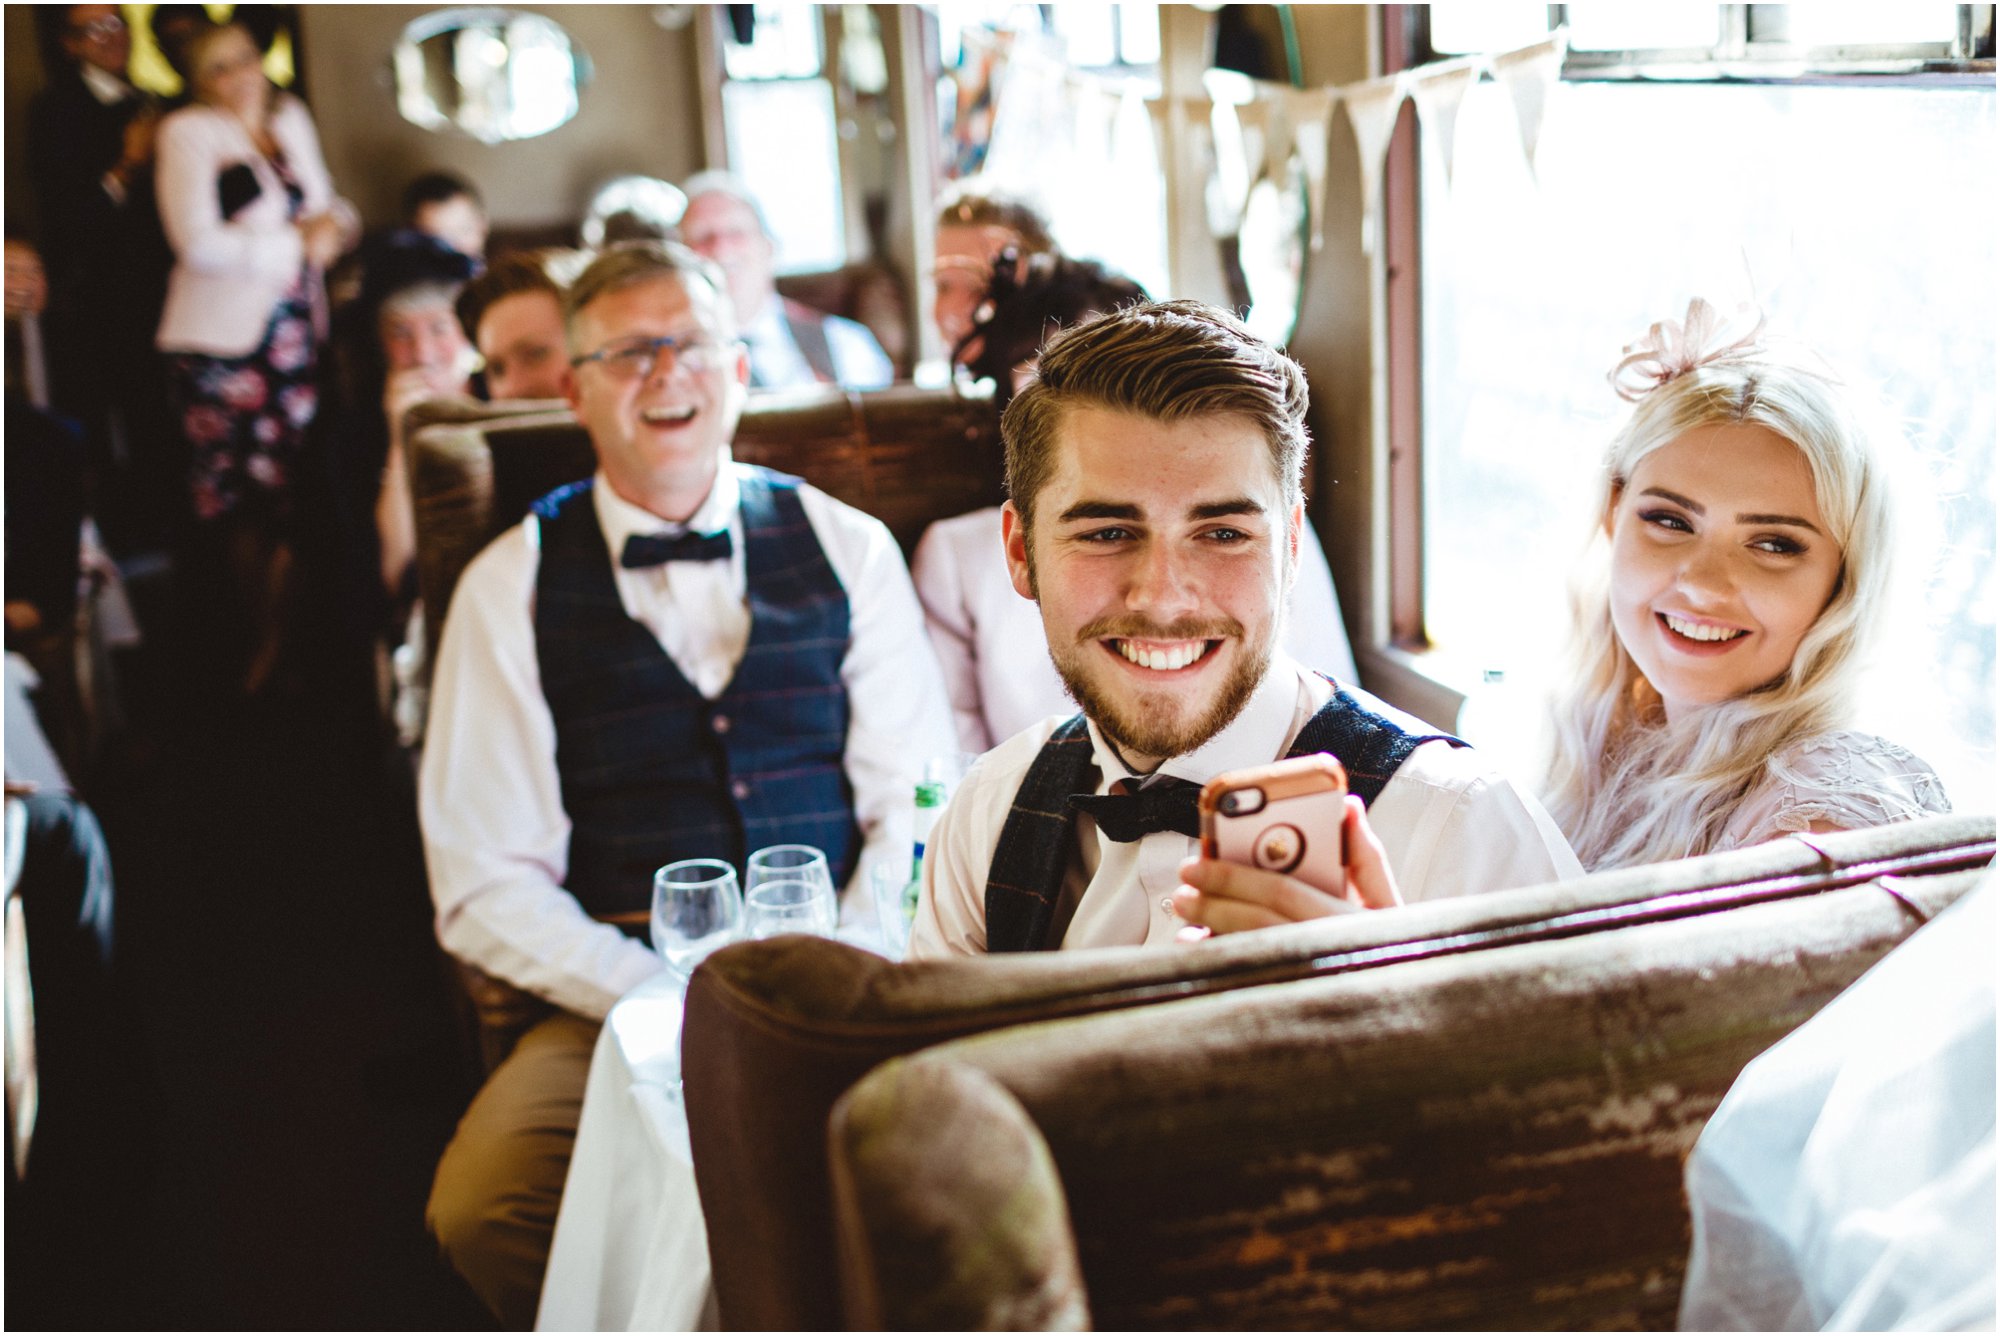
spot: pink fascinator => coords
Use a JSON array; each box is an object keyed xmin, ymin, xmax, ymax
[{"xmin": 1608, "ymin": 298, "xmax": 1767, "ymax": 403}]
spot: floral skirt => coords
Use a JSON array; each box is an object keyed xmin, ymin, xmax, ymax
[{"xmin": 168, "ymin": 274, "xmax": 319, "ymax": 525}]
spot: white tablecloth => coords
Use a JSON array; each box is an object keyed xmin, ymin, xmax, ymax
[
  {"xmin": 537, "ymin": 923, "xmax": 897, "ymax": 1332},
  {"xmin": 536, "ymin": 973, "xmax": 716, "ymax": 1332}
]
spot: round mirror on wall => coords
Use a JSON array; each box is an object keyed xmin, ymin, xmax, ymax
[{"xmin": 393, "ymin": 7, "xmax": 588, "ymax": 144}]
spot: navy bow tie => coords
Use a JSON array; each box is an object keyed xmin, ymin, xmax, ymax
[
  {"xmin": 1070, "ymin": 778, "xmax": 1203, "ymax": 843},
  {"xmin": 620, "ymin": 529, "xmax": 733, "ymax": 569}
]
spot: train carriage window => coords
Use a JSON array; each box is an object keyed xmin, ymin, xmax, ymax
[
  {"xmin": 1398, "ymin": 4, "xmax": 1997, "ymax": 803},
  {"xmin": 719, "ymin": 4, "xmax": 846, "ymax": 274}
]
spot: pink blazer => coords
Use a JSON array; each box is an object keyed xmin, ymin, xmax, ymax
[{"xmin": 154, "ymin": 94, "xmax": 345, "ymax": 357}]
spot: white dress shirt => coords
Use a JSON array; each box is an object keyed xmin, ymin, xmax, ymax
[
  {"xmin": 912, "ymin": 507, "xmax": 1361, "ymax": 754},
  {"xmin": 743, "ymin": 297, "xmax": 894, "ymax": 391},
  {"xmin": 420, "ymin": 462, "xmax": 956, "ymax": 1019},
  {"xmin": 909, "ymin": 656, "xmax": 1582, "ymax": 957}
]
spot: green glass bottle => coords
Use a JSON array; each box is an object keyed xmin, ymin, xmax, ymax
[{"xmin": 904, "ymin": 781, "xmax": 946, "ymax": 923}]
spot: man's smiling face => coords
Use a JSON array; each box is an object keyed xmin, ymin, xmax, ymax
[
  {"xmin": 1003, "ymin": 403, "xmax": 1299, "ymax": 770},
  {"xmin": 565, "ymin": 273, "xmax": 748, "ymax": 521}
]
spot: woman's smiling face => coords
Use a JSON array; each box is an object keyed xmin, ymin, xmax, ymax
[{"xmin": 1607, "ymin": 423, "xmax": 1844, "ymax": 720}]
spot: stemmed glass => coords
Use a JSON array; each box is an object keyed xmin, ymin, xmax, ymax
[
  {"xmin": 745, "ymin": 845, "xmax": 834, "ymax": 899},
  {"xmin": 744, "ymin": 878, "xmax": 839, "ymax": 940},
  {"xmin": 651, "ymin": 858, "xmax": 745, "ymax": 980}
]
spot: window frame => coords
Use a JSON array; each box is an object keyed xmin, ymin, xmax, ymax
[{"xmin": 1374, "ymin": 4, "xmax": 1995, "ymax": 722}]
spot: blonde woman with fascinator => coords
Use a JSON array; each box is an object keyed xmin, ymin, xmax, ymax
[{"xmin": 1542, "ymin": 299, "xmax": 1951, "ymax": 871}]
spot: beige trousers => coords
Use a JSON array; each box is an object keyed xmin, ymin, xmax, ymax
[{"xmin": 427, "ymin": 1010, "xmax": 599, "ymax": 1329}]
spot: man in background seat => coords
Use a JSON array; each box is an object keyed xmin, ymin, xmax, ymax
[
  {"xmin": 455, "ymin": 252, "xmax": 575, "ymax": 402},
  {"xmin": 418, "ymin": 241, "xmax": 951, "ymax": 1326},
  {"xmin": 403, "ymin": 170, "xmax": 489, "ymax": 266},
  {"xmin": 677, "ymin": 171, "xmax": 893, "ymax": 391}
]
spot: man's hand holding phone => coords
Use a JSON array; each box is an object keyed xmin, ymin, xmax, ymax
[{"xmin": 1172, "ymin": 755, "xmax": 1401, "ymax": 937}]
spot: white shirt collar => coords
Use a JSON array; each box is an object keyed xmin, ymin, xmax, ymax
[
  {"xmin": 589, "ymin": 457, "xmax": 740, "ymax": 548},
  {"xmin": 741, "ymin": 295, "xmax": 787, "ymax": 344},
  {"xmin": 1084, "ymin": 652, "xmax": 1310, "ymax": 794},
  {"xmin": 79, "ymin": 63, "xmax": 134, "ymax": 106}
]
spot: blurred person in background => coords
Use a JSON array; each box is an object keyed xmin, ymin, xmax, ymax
[
  {"xmin": 931, "ymin": 187, "xmax": 1055, "ymax": 358},
  {"xmin": 153, "ymin": 18, "xmax": 356, "ymax": 695},
  {"xmin": 456, "ymin": 252, "xmax": 575, "ymax": 403},
  {"xmin": 403, "ymin": 171, "xmax": 489, "ymax": 266},
  {"xmin": 678, "ymin": 170, "xmax": 892, "ymax": 390},
  {"xmin": 27, "ymin": 5, "xmax": 181, "ymax": 556}
]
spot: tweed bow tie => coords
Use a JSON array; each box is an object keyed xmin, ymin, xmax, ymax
[
  {"xmin": 1069, "ymin": 778, "xmax": 1203, "ymax": 843},
  {"xmin": 620, "ymin": 530, "xmax": 732, "ymax": 568}
]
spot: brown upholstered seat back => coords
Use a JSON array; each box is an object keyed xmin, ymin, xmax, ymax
[
  {"xmin": 404, "ymin": 381, "xmax": 1001, "ymax": 689},
  {"xmin": 827, "ymin": 858, "xmax": 1987, "ymax": 1330},
  {"xmin": 681, "ymin": 814, "xmax": 1995, "ymax": 1330}
]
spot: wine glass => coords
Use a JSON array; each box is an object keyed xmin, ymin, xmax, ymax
[
  {"xmin": 745, "ymin": 844, "xmax": 833, "ymax": 898},
  {"xmin": 743, "ymin": 877, "xmax": 839, "ymax": 940},
  {"xmin": 652, "ymin": 858, "xmax": 744, "ymax": 980}
]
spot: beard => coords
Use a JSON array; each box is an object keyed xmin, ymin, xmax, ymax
[{"xmin": 1047, "ymin": 612, "xmax": 1274, "ymax": 763}]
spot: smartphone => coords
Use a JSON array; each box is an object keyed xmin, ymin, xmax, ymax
[{"xmin": 1198, "ymin": 754, "xmax": 1349, "ymax": 898}]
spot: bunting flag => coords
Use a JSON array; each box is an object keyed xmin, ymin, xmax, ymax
[
  {"xmin": 1281, "ymin": 86, "xmax": 1338, "ymax": 250},
  {"xmin": 1406, "ymin": 56, "xmax": 1483, "ymax": 190},
  {"xmin": 956, "ymin": 21, "xmax": 1566, "ymax": 270},
  {"xmin": 1490, "ymin": 32, "xmax": 1568, "ymax": 182},
  {"xmin": 1208, "ymin": 95, "xmax": 1254, "ymax": 237},
  {"xmin": 1339, "ymin": 72, "xmax": 1407, "ymax": 254}
]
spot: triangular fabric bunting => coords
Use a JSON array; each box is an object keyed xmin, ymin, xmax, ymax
[
  {"xmin": 1490, "ymin": 32, "xmax": 1567, "ymax": 182},
  {"xmin": 1207, "ymin": 95, "xmax": 1253, "ymax": 236},
  {"xmin": 1339, "ymin": 72, "xmax": 1406, "ymax": 254},
  {"xmin": 1280, "ymin": 86, "xmax": 1337, "ymax": 250},
  {"xmin": 1407, "ymin": 57, "xmax": 1482, "ymax": 190}
]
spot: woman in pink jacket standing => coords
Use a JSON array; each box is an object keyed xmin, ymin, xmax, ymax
[{"xmin": 155, "ymin": 20, "xmax": 351, "ymax": 694}]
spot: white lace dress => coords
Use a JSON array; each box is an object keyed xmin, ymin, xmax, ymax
[{"xmin": 1718, "ymin": 730, "xmax": 1953, "ymax": 851}]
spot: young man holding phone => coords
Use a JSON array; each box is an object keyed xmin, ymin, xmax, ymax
[{"xmin": 908, "ymin": 301, "xmax": 1579, "ymax": 957}]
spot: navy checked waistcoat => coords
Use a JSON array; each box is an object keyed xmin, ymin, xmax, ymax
[
  {"xmin": 533, "ymin": 469, "xmax": 857, "ymax": 928},
  {"xmin": 982, "ymin": 683, "xmax": 1463, "ymax": 953}
]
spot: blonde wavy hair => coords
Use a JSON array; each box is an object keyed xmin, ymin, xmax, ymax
[{"xmin": 1543, "ymin": 319, "xmax": 1900, "ymax": 870}]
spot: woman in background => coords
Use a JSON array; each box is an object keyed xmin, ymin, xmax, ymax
[
  {"xmin": 154, "ymin": 19, "xmax": 351, "ymax": 694},
  {"xmin": 1543, "ymin": 299, "xmax": 1950, "ymax": 869}
]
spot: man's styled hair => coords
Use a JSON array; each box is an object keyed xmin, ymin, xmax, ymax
[
  {"xmin": 402, "ymin": 171, "xmax": 483, "ymax": 223},
  {"xmin": 934, "ymin": 189, "xmax": 1056, "ymax": 258},
  {"xmin": 1000, "ymin": 299, "xmax": 1311, "ymax": 529},
  {"xmin": 456, "ymin": 252, "xmax": 564, "ymax": 343},
  {"xmin": 563, "ymin": 240, "xmax": 732, "ymax": 353}
]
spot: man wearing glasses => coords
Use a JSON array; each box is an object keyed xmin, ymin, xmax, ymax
[{"xmin": 417, "ymin": 242, "xmax": 952, "ymax": 1326}]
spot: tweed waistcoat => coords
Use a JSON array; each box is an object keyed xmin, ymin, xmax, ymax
[
  {"xmin": 533, "ymin": 469, "xmax": 857, "ymax": 927},
  {"xmin": 983, "ymin": 682, "xmax": 1462, "ymax": 953}
]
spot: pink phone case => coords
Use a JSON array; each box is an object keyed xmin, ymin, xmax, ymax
[{"xmin": 1199, "ymin": 755, "xmax": 1348, "ymax": 898}]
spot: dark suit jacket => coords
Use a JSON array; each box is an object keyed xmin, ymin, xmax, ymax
[
  {"xmin": 26, "ymin": 68, "xmax": 173, "ymax": 350},
  {"xmin": 25, "ymin": 68, "xmax": 174, "ymax": 435}
]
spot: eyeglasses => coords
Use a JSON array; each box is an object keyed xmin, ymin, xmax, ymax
[
  {"xmin": 70, "ymin": 15, "xmax": 126, "ymax": 39},
  {"xmin": 570, "ymin": 333, "xmax": 735, "ymax": 382}
]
